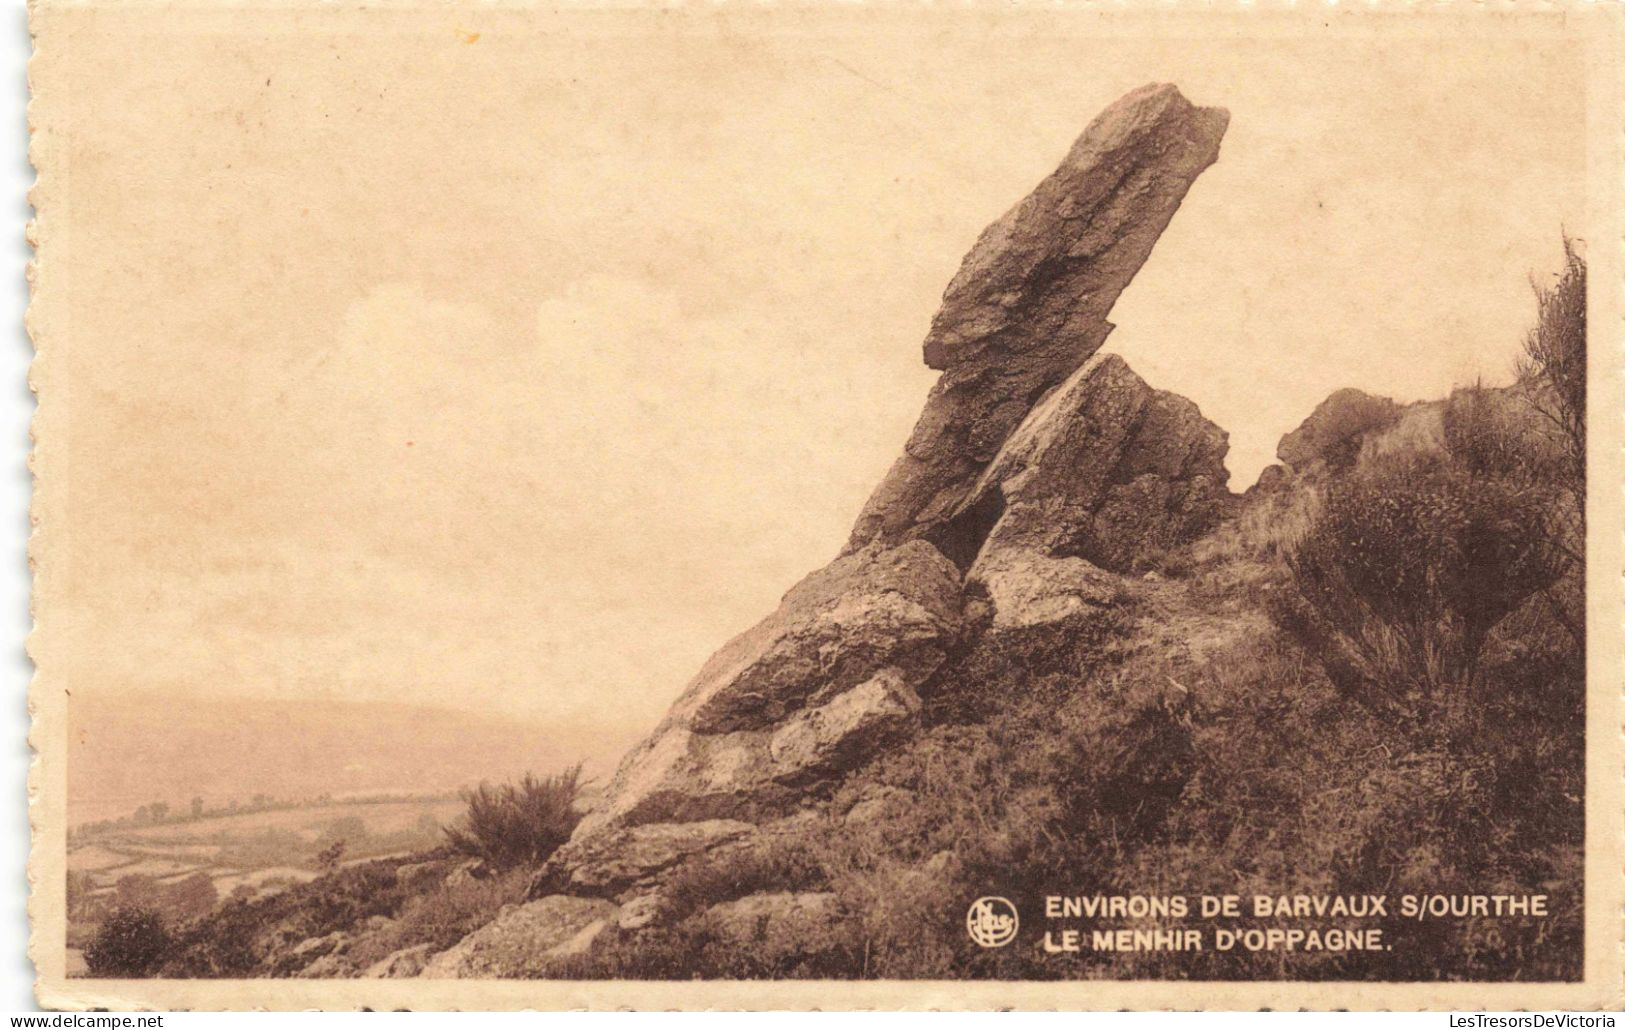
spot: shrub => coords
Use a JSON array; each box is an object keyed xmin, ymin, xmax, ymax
[
  {"xmin": 368, "ymin": 868, "xmax": 530, "ymax": 957},
  {"xmin": 444, "ymin": 766, "xmax": 582, "ymax": 870},
  {"xmin": 314, "ymin": 840, "xmax": 347, "ymax": 871},
  {"xmin": 165, "ymin": 871, "xmax": 220, "ymax": 923},
  {"xmin": 1276, "ymin": 455, "xmax": 1563, "ymax": 713},
  {"xmin": 160, "ymin": 859, "xmax": 411, "ymax": 977},
  {"xmin": 1443, "ymin": 386, "xmax": 1540, "ymax": 482},
  {"xmin": 1516, "ymin": 237, "xmax": 1586, "ymax": 498},
  {"xmin": 85, "ymin": 906, "xmax": 171, "ymax": 978}
]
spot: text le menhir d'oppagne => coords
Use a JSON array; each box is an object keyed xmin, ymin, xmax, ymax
[{"xmin": 1039, "ymin": 893, "xmax": 1551, "ymax": 953}]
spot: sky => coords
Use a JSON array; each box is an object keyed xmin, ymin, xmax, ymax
[{"xmin": 37, "ymin": 8, "xmax": 1588, "ymax": 773}]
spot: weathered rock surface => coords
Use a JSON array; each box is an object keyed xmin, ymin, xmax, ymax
[
  {"xmin": 543, "ymin": 84, "xmax": 1229, "ymax": 907},
  {"xmin": 939, "ymin": 354, "xmax": 1228, "ymax": 629},
  {"xmin": 394, "ymin": 859, "xmax": 452, "ymax": 893},
  {"xmin": 362, "ymin": 943, "xmax": 434, "ymax": 979},
  {"xmin": 970, "ymin": 549, "xmax": 1124, "ymax": 633},
  {"xmin": 566, "ymin": 541, "xmax": 960, "ymax": 841},
  {"xmin": 542, "ymin": 818, "xmax": 755, "ymax": 897},
  {"xmin": 615, "ymin": 894, "xmax": 668, "ymax": 931},
  {"xmin": 766, "ymin": 667, "xmax": 921, "ymax": 786},
  {"xmin": 418, "ymin": 896, "xmax": 616, "ymax": 978},
  {"xmin": 845, "ymin": 84, "xmax": 1229, "ymax": 553},
  {"xmin": 1276, "ymin": 388, "xmax": 1399, "ymax": 470},
  {"xmin": 704, "ymin": 891, "xmax": 842, "ymax": 947}
]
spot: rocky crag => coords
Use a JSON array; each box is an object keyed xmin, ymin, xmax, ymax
[
  {"xmin": 412, "ymin": 83, "xmax": 1235, "ymax": 972},
  {"xmin": 153, "ymin": 82, "xmax": 1583, "ymax": 982}
]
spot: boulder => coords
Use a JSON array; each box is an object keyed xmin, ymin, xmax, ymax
[
  {"xmin": 1276, "ymin": 388, "xmax": 1399, "ymax": 470},
  {"xmin": 362, "ymin": 943, "xmax": 434, "ymax": 979},
  {"xmin": 668, "ymin": 540, "xmax": 961, "ymax": 735},
  {"xmin": 845, "ymin": 84, "xmax": 1229, "ymax": 552},
  {"xmin": 970, "ymin": 548, "xmax": 1123, "ymax": 634},
  {"xmin": 541, "ymin": 819, "xmax": 755, "ymax": 897},
  {"xmin": 938, "ymin": 354, "xmax": 1227, "ymax": 629},
  {"xmin": 766, "ymin": 668, "xmax": 922, "ymax": 786},
  {"xmin": 615, "ymin": 894, "xmax": 668, "ymax": 931},
  {"xmin": 418, "ymin": 896, "xmax": 616, "ymax": 978},
  {"xmin": 567, "ymin": 540, "xmax": 960, "ymax": 839}
]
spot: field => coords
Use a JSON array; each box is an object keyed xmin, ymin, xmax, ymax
[
  {"xmin": 66, "ymin": 796, "xmax": 465, "ymax": 969},
  {"xmin": 69, "ymin": 797, "xmax": 464, "ymax": 889}
]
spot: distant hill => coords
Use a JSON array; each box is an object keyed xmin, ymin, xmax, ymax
[{"xmin": 67, "ymin": 690, "xmax": 626, "ymax": 827}]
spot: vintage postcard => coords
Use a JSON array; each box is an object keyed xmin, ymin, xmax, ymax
[{"xmin": 26, "ymin": 1, "xmax": 1625, "ymax": 1011}]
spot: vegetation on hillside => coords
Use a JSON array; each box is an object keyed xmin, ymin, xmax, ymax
[
  {"xmin": 443, "ymin": 767, "xmax": 583, "ymax": 870},
  {"xmin": 90, "ymin": 248, "xmax": 1585, "ymax": 983},
  {"xmin": 537, "ymin": 245, "xmax": 1585, "ymax": 982},
  {"xmin": 75, "ymin": 775, "xmax": 578, "ymax": 978}
]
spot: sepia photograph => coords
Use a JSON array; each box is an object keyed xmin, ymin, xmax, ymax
[{"xmin": 24, "ymin": 2, "xmax": 1625, "ymax": 1011}]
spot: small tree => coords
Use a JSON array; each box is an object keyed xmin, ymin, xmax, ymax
[
  {"xmin": 1504, "ymin": 240, "xmax": 1587, "ymax": 644},
  {"xmin": 113, "ymin": 873, "xmax": 161, "ymax": 912},
  {"xmin": 84, "ymin": 906, "xmax": 171, "ymax": 978},
  {"xmin": 444, "ymin": 766, "xmax": 583, "ymax": 870},
  {"xmin": 1516, "ymin": 237, "xmax": 1586, "ymax": 501},
  {"xmin": 314, "ymin": 839, "xmax": 347, "ymax": 871}
]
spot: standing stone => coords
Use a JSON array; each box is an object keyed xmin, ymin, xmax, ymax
[
  {"xmin": 546, "ymin": 84, "xmax": 1228, "ymax": 899},
  {"xmin": 845, "ymin": 84, "xmax": 1229, "ymax": 553}
]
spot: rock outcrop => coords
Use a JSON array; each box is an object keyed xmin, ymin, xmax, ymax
[
  {"xmin": 706, "ymin": 891, "xmax": 842, "ymax": 949},
  {"xmin": 510, "ymin": 84, "xmax": 1232, "ymax": 946},
  {"xmin": 845, "ymin": 83, "xmax": 1229, "ymax": 553},
  {"xmin": 1275, "ymin": 388, "xmax": 1399, "ymax": 470},
  {"xmin": 953, "ymin": 352, "xmax": 1229, "ymax": 574},
  {"xmin": 543, "ymin": 818, "xmax": 755, "ymax": 897},
  {"xmin": 418, "ymin": 896, "xmax": 616, "ymax": 978},
  {"xmin": 564, "ymin": 540, "xmax": 961, "ymax": 846}
]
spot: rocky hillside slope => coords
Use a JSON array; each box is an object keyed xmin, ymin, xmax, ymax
[
  {"xmin": 157, "ymin": 84, "xmax": 1581, "ymax": 983},
  {"xmin": 523, "ymin": 82, "xmax": 1230, "ymax": 901}
]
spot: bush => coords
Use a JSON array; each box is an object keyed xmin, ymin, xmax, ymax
[
  {"xmin": 1443, "ymin": 386, "xmax": 1543, "ymax": 483},
  {"xmin": 444, "ymin": 766, "xmax": 582, "ymax": 870},
  {"xmin": 364, "ymin": 868, "xmax": 530, "ymax": 959},
  {"xmin": 160, "ymin": 859, "xmax": 411, "ymax": 977},
  {"xmin": 1276, "ymin": 455, "xmax": 1562, "ymax": 713},
  {"xmin": 85, "ymin": 906, "xmax": 171, "ymax": 978},
  {"xmin": 1517, "ymin": 237, "xmax": 1586, "ymax": 497}
]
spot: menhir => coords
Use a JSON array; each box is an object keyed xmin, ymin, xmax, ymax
[{"xmin": 537, "ymin": 84, "xmax": 1231, "ymax": 901}]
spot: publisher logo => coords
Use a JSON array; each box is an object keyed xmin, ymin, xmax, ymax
[{"xmin": 967, "ymin": 896, "xmax": 1019, "ymax": 948}]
